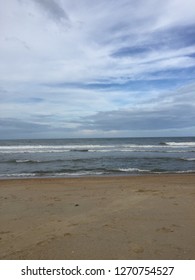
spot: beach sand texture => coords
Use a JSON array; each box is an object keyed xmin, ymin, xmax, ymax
[{"xmin": 0, "ymin": 174, "xmax": 195, "ymax": 260}]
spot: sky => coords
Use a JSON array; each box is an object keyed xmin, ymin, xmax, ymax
[{"xmin": 0, "ymin": 0, "xmax": 195, "ymax": 139}]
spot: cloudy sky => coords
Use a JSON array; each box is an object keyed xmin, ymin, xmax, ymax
[{"xmin": 0, "ymin": 0, "xmax": 195, "ymax": 139}]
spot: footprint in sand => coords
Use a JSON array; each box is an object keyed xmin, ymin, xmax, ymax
[
  {"xmin": 36, "ymin": 240, "xmax": 46, "ymax": 246},
  {"xmin": 130, "ymin": 244, "xmax": 144, "ymax": 254},
  {"xmin": 0, "ymin": 231, "xmax": 11, "ymax": 234},
  {"xmin": 47, "ymin": 203, "xmax": 54, "ymax": 207},
  {"xmin": 156, "ymin": 227, "xmax": 174, "ymax": 233},
  {"xmin": 64, "ymin": 233, "xmax": 72, "ymax": 237}
]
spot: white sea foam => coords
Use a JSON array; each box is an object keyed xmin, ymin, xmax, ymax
[
  {"xmin": 175, "ymin": 170, "xmax": 195, "ymax": 173},
  {"xmin": 165, "ymin": 142, "xmax": 195, "ymax": 147},
  {"xmin": 15, "ymin": 159, "xmax": 42, "ymax": 163},
  {"xmin": 0, "ymin": 150, "xmax": 70, "ymax": 154},
  {"xmin": 118, "ymin": 168, "xmax": 149, "ymax": 172},
  {"xmin": 0, "ymin": 142, "xmax": 194, "ymax": 154},
  {"xmin": 54, "ymin": 171, "xmax": 105, "ymax": 176},
  {"xmin": 16, "ymin": 159, "xmax": 31, "ymax": 163},
  {"xmin": 0, "ymin": 144, "xmax": 115, "ymax": 150},
  {"xmin": 0, "ymin": 173, "xmax": 36, "ymax": 177}
]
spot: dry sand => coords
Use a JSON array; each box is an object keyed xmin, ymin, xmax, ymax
[{"xmin": 0, "ymin": 174, "xmax": 195, "ymax": 260}]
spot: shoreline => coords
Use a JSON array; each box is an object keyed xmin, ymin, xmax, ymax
[
  {"xmin": 0, "ymin": 174, "xmax": 195, "ymax": 260},
  {"xmin": 0, "ymin": 172, "xmax": 195, "ymax": 181}
]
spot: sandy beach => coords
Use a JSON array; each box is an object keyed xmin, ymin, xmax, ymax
[{"xmin": 0, "ymin": 174, "xmax": 195, "ymax": 260}]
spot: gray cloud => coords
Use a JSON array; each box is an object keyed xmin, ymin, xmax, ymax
[
  {"xmin": 32, "ymin": 0, "xmax": 69, "ymax": 22},
  {"xmin": 5, "ymin": 36, "xmax": 30, "ymax": 50},
  {"xmin": 79, "ymin": 104, "xmax": 195, "ymax": 132},
  {"xmin": 0, "ymin": 118, "xmax": 51, "ymax": 132},
  {"xmin": 0, "ymin": 118, "xmax": 74, "ymax": 139},
  {"xmin": 77, "ymin": 82, "xmax": 195, "ymax": 133}
]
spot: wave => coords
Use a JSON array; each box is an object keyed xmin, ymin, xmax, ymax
[
  {"xmin": 165, "ymin": 142, "xmax": 195, "ymax": 147},
  {"xmin": 1, "ymin": 142, "xmax": 195, "ymax": 154},
  {"xmin": 118, "ymin": 168, "xmax": 149, "ymax": 172},
  {"xmin": 53, "ymin": 171, "xmax": 105, "ymax": 176},
  {"xmin": 1, "ymin": 169, "xmax": 195, "ymax": 178},
  {"xmin": 70, "ymin": 149, "xmax": 89, "ymax": 152},
  {"xmin": 0, "ymin": 159, "xmax": 67, "ymax": 164},
  {"xmin": 14, "ymin": 157, "xmax": 195, "ymax": 164},
  {"xmin": 175, "ymin": 170, "xmax": 195, "ymax": 173},
  {"xmin": 159, "ymin": 142, "xmax": 168, "ymax": 146},
  {"xmin": 15, "ymin": 159, "xmax": 41, "ymax": 163},
  {"xmin": 180, "ymin": 158, "xmax": 195, "ymax": 161},
  {"xmin": 0, "ymin": 150, "xmax": 70, "ymax": 154},
  {"xmin": 0, "ymin": 173, "xmax": 37, "ymax": 178},
  {"xmin": 1, "ymin": 156, "xmax": 192, "ymax": 165},
  {"xmin": 0, "ymin": 144, "xmax": 114, "ymax": 150},
  {"xmin": 0, "ymin": 159, "xmax": 39, "ymax": 163}
]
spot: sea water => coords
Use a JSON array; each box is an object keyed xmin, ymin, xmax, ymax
[{"xmin": 0, "ymin": 137, "xmax": 195, "ymax": 178}]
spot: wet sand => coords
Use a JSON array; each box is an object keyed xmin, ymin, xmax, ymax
[{"xmin": 0, "ymin": 174, "xmax": 195, "ymax": 259}]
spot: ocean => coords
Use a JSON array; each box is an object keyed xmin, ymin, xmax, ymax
[{"xmin": 0, "ymin": 137, "xmax": 195, "ymax": 178}]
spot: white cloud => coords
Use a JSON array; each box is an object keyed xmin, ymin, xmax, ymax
[
  {"xmin": 1, "ymin": 0, "xmax": 195, "ymax": 84},
  {"xmin": 0, "ymin": 0, "xmax": 195, "ymax": 138}
]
